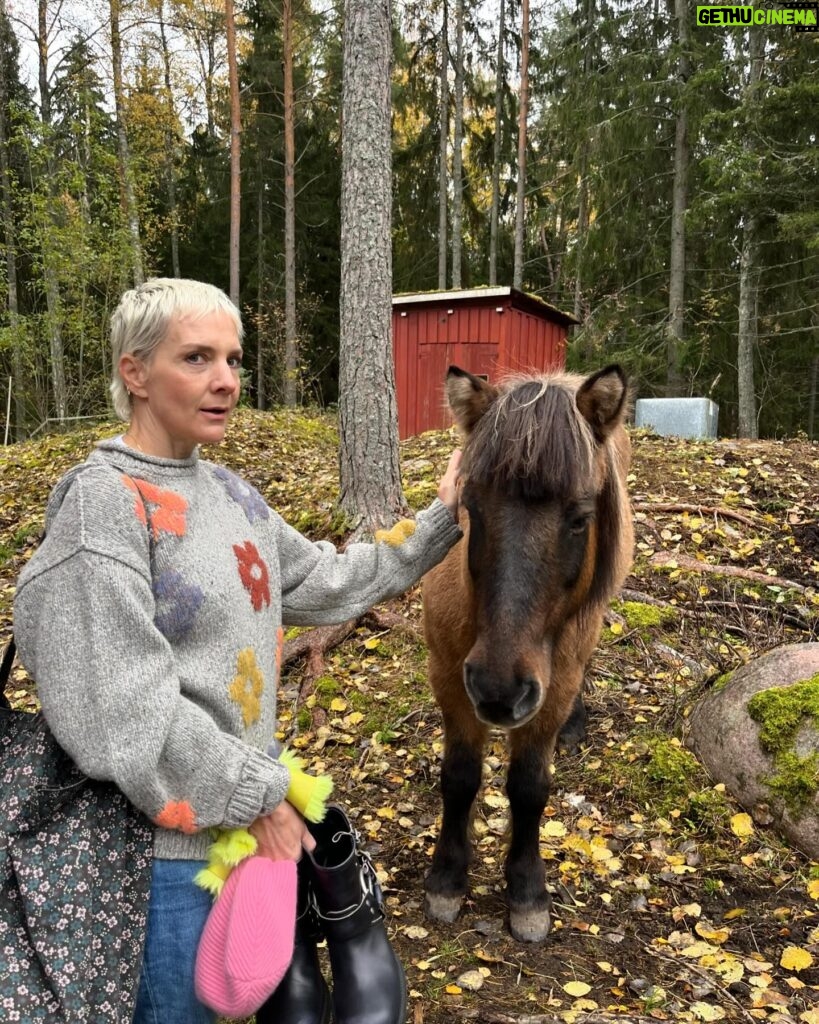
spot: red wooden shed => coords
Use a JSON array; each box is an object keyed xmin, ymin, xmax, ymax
[{"xmin": 392, "ymin": 286, "xmax": 579, "ymax": 439}]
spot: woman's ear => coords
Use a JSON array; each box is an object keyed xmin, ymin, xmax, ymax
[{"xmin": 119, "ymin": 353, "xmax": 148, "ymax": 399}]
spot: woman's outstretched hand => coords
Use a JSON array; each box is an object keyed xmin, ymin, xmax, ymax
[{"xmin": 437, "ymin": 449, "xmax": 462, "ymax": 521}]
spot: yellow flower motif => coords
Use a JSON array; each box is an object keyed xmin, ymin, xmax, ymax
[
  {"xmin": 229, "ymin": 647, "xmax": 265, "ymax": 727},
  {"xmin": 374, "ymin": 519, "xmax": 416, "ymax": 548}
]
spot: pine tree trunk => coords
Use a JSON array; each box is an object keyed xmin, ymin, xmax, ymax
[
  {"xmin": 110, "ymin": 0, "xmax": 144, "ymax": 286},
  {"xmin": 338, "ymin": 0, "xmax": 406, "ymax": 534},
  {"xmin": 438, "ymin": 0, "xmax": 448, "ymax": 290},
  {"xmin": 513, "ymin": 0, "xmax": 529, "ymax": 290},
  {"xmin": 737, "ymin": 28, "xmax": 764, "ymax": 439},
  {"xmin": 488, "ymin": 0, "xmax": 504, "ymax": 286},
  {"xmin": 283, "ymin": 0, "xmax": 298, "ymax": 407},
  {"xmin": 451, "ymin": 0, "xmax": 464, "ymax": 288},
  {"xmin": 225, "ymin": 0, "xmax": 241, "ymax": 307},
  {"xmin": 0, "ymin": 0, "xmax": 22, "ymax": 439},
  {"xmin": 158, "ymin": 0, "xmax": 180, "ymax": 278},
  {"xmin": 666, "ymin": 0, "xmax": 689, "ymax": 397}
]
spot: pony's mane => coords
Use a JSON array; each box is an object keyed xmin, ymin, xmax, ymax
[{"xmin": 464, "ymin": 373, "xmax": 595, "ymax": 501}]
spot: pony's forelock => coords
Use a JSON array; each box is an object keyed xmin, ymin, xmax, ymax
[{"xmin": 463, "ymin": 373, "xmax": 596, "ymax": 500}]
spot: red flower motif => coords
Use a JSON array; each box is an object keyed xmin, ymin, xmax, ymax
[{"xmin": 233, "ymin": 540, "xmax": 271, "ymax": 611}]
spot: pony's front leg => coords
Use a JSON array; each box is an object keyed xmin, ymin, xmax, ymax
[
  {"xmin": 424, "ymin": 706, "xmax": 488, "ymax": 924},
  {"xmin": 505, "ymin": 727, "xmax": 555, "ymax": 942}
]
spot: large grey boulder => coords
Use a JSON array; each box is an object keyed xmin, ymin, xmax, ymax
[{"xmin": 686, "ymin": 643, "xmax": 819, "ymax": 860}]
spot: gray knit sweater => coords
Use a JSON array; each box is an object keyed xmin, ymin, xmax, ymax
[{"xmin": 13, "ymin": 440, "xmax": 461, "ymax": 860}]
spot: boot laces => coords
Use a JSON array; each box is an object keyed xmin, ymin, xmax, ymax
[{"xmin": 316, "ymin": 840, "xmax": 385, "ymax": 923}]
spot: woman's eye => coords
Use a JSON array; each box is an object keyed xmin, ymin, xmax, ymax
[
  {"xmin": 186, "ymin": 352, "xmax": 204, "ymax": 364},
  {"xmin": 229, "ymin": 357, "xmax": 243, "ymax": 369}
]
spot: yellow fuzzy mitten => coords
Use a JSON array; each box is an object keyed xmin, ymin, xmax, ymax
[
  {"xmin": 194, "ymin": 750, "xmax": 333, "ymax": 897},
  {"xmin": 279, "ymin": 748, "xmax": 334, "ymax": 823}
]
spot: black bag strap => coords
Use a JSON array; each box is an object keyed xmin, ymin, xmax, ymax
[{"xmin": 1, "ymin": 637, "xmax": 15, "ymax": 709}]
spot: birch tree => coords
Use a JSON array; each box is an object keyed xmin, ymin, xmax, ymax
[
  {"xmin": 513, "ymin": 0, "xmax": 529, "ymax": 290},
  {"xmin": 437, "ymin": 0, "xmax": 448, "ymax": 289},
  {"xmin": 109, "ymin": 0, "xmax": 144, "ymax": 285},
  {"xmin": 666, "ymin": 0, "xmax": 689, "ymax": 396},
  {"xmin": 488, "ymin": 0, "xmax": 504, "ymax": 286},
  {"xmin": 283, "ymin": 0, "xmax": 298, "ymax": 405},
  {"xmin": 225, "ymin": 0, "xmax": 240, "ymax": 306},
  {"xmin": 451, "ymin": 0, "xmax": 463, "ymax": 287}
]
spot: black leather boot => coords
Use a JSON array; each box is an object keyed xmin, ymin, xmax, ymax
[
  {"xmin": 255, "ymin": 858, "xmax": 332, "ymax": 1024},
  {"xmin": 308, "ymin": 805, "xmax": 407, "ymax": 1024}
]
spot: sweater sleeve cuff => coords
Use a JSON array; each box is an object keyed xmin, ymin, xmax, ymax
[
  {"xmin": 221, "ymin": 746, "xmax": 291, "ymax": 828},
  {"xmin": 417, "ymin": 497, "xmax": 463, "ymax": 558}
]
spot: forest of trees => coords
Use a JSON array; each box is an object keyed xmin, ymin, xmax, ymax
[{"xmin": 0, "ymin": 0, "xmax": 816, "ymax": 442}]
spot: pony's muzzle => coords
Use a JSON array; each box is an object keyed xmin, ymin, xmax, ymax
[{"xmin": 463, "ymin": 662, "xmax": 541, "ymax": 728}]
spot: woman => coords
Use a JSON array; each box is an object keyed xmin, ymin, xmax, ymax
[{"xmin": 13, "ymin": 278, "xmax": 462, "ymax": 1024}]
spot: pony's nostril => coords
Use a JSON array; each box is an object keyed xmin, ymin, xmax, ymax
[{"xmin": 512, "ymin": 678, "xmax": 540, "ymax": 722}]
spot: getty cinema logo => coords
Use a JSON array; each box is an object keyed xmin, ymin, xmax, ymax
[{"xmin": 696, "ymin": 2, "xmax": 818, "ymax": 30}]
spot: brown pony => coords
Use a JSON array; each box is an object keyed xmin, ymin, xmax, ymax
[{"xmin": 422, "ymin": 364, "xmax": 634, "ymax": 942}]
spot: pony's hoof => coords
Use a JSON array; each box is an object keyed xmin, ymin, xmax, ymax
[
  {"xmin": 424, "ymin": 892, "xmax": 463, "ymax": 924},
  {"xmin": 508, "ymin": 901, "xmax": 551, "ymax": 943}
]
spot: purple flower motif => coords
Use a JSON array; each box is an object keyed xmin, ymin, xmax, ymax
[
  {"xmin": 213, "ymin": 466, "xmax": 270, "ymax": 523},
  {"xmin": 153, "ymin": 570, "xmax": 205, "ymax": 640}
]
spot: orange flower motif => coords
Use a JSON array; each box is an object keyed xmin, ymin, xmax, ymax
[
  {"xmin": 233, "ymin": 540, "xmax": 271, "ymax": 611},
  {"xmin": 121, "ymin": 475, "xmax": 188, "ymax": 538},
  {"xmin": 229, "ymin": 647, "xmax": 265, "ymax": 727},
  {"xmin": 155, "ymin": 799, "xmax": 198, "ymax": 834},
  {"xmin": 275, "ymin": 626, "xmax": 284, "ymax": 674}
]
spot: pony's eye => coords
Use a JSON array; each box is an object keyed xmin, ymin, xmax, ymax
[{"xmin": 568, "ymin": 514, "xmax": 590, "ymax": 535}]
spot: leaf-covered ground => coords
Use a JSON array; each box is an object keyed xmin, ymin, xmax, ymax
[{"xmin": 1, "ymin": 411, "xmax": 818, "ymax": 1024}]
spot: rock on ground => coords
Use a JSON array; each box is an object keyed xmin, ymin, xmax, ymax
[{"xmin": 686, "ymin": 643, "xmax": 819, "ymax": 860}]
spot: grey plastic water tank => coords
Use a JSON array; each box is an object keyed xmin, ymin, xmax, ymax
[{"xmin": 634, "ymin": 398, "xmax": 719, "ymax": 439}]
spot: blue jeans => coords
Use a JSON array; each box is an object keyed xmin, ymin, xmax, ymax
[{"xmin": 132, "ymin": 859, "xmax": 216, "ymax": 1024}]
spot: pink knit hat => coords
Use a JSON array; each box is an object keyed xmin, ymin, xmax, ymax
[{"xmin": 195, "ymin": 856, "xmax": 297, "ymax": 1016}]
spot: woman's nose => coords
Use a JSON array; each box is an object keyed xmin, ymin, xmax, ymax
[{"xmin": 212, "ymin": 361, "xmax": 239, "ymax": 391}]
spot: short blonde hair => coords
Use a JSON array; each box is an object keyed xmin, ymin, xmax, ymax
[{"xmin": 110, "ymin": 278, "xmax": 243, "ymax": 420}]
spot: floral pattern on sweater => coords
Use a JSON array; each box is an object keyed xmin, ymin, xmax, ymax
[
  {"xmin": 234, "ymin": 540, "xmax": 271, "ymax": 611},
  {"xmin": 229, "ymin": 647, "xmax": 265, "ymax": 727},
  {"xmin": 214, "ymin": 466, "xmax": 270, "ymax": 523}
]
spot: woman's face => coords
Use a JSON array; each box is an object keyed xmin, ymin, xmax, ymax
[{"xmin": 123, "ymin": 310, "xmax": 243, "ymax": 459}]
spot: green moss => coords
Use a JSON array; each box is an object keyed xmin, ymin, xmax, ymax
[
  {"xmin": 712, "ymin": 672, "xmax": 733, "ymax": 694},
  {"xmin": 613, "ymin": 600, "xmax": 677, "ymax": 630},
  {"xmin": 600, "ymin": 734, "xmax": 729, "ymax": 831},
  {"xmin": 747, "ymin": 673, "xmax": 819, "ymax": 816},
  {"xmin": 765, "ymin": 751, "xmax": 819, "ymax": 814},
  {"xmin": 747, "ymin": 674, "xmax": 819, "ymax": 754},
  {"xmin": 314, "ymin": 675, "xmax": 341, "ymax": 698},
  {"xmin": 296, "ymin": 708, "xmax": 312, "ymax": 731}
]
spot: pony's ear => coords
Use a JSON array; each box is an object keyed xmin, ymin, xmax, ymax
[
  {"xmin": 446, "ymin": 366, "xmax": 498, "ymax": 435},
  {"xmin": 575, "ymin": 365, "xmax": 629, "ymax": 441}
]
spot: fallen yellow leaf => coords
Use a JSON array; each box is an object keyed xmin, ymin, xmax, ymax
[
  {"xmin": 730, "ymin": 812, "xmax": 754, "ymax": 838},
  {"xmin": 691, "ymin": 1002, "xmax": 726, "ymax": 1021},
  {"xmin": 807, "ymin": 878, "xmax": 819, "ymax": 901},
  {"xmin": 445, "ymin": 984, "xmax": 462, "ymax": 995},
  {"xmin": 563, "ymin": 981, "xmax": 592, "ymax": 997},
  {"xmin": 695, "ymin": 922, "xmax": 731, "ymax": 945},
  {"xmin": 780, "ymin": 945, "xmax": 814, "ymax": 972},
  {"xmin": 329, "ymin": 697, "xmax": 348, "ymax": 712}
]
